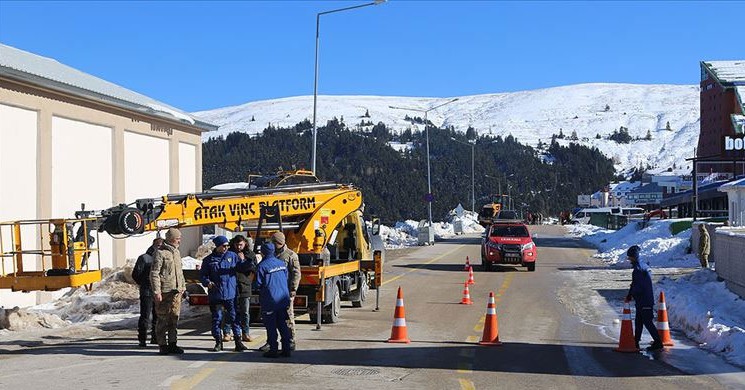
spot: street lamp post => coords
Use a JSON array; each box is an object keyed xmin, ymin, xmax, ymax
[
  {"xmin": 450, "ymin": 137, "xmax": 476, "ymax": 212},
  {"xmin": 389, "ymin": 98, "xmax": 459, "ymax": 236},
  {"xmin": 311, "ymin": 0, "xmax": 386, "ymax": 175}
]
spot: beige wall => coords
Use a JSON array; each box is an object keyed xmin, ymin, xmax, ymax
[{"xmin": 0, "ymin": 78, "xmax": 204, "ymax": 307}]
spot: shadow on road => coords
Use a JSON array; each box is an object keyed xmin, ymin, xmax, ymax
[
  {"xmin": 533, "ymin": 236, "xmax": 596, "ymax": 249},
  {"xmin": 4, "ymin": 338, "xmax": 737, "ymax": 377}
]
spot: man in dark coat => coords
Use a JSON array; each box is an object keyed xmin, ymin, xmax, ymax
[
  {"xmin": 625, "ymin": 245, "xmax": 663, "ymax": 351},
  {"xmin": 200, "ymin": 235, "xmax": 251, "ymax": 352},
  {"xmin": 224, "ymin": 235, "xmax": 257, "ymax": 342},
  {"xmin": 255, "ymin": 242, "xmax": 292, "ymax": 358},
  {"xmin": 132, "ymin": 237, "xmax": 163, "ymax": 347}
]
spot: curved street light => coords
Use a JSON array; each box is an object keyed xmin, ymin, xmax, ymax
[
  {"xmin": 389, "ymin": 98, "xmax": 459, "ymax": 235},
  {"xmin": 311, "ymin": 0, "xmax": 387, "ymax": 175}
]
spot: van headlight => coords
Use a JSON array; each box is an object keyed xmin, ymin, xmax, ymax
[{"xmin": 522, "ymin": 242, "xmax": 535, "ymax": 251}]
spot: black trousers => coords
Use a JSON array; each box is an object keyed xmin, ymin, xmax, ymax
[
  {"xmin": 634, "ymin": 307, "xmax": 661, "ymax": 344},
  {"xmin": 138, "ymin": 294, "xmax": 157, "ymax": 342}
]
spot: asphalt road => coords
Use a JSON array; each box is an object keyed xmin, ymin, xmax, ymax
[{"xmin": 0, "ymin": 225, "xmax": 738, "ymax": 389}]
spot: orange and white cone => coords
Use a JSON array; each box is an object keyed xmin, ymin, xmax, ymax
[
  {"xmin": 657, "ymin": 291, "xmax": 674, "ymax": 346},
  {"xmin": 464, "ymin": 256, "xmax": 471, "ymax": 271},
  {"xmin": 479, "ymin": 291, "xmax": 502, "ymax": 346},
  {"xmin": 467, "ymin": 266, "xmax": 476, "ymax": 285},
  {"xmin": 460, "ymin": 282, "xmax": 473, "ymax": 305},
  {"xmin": 387, "ymin": 286, "xmax": 411, "ymax": 344},
  {"xmin": 615, "ymin": 300, "xmax": 640, "ymax": 353}
]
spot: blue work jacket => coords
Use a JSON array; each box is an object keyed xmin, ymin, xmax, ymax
[
  {"xmin": 199, "ymin": 250, "xmax": 250, "ymax": 303},
  {"xmin": 254, "ymin": 254, "xmax": 290, "ymax": 312},
  {"xmin": 628, "ymin": 260, "xmax": 655, "ymax": 308}
]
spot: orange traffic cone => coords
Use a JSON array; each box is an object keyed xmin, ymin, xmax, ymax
[
  {"xmin": 387, "ymin": 286, "xmax": 411, "ymax": 344},
  {"xmin": 464, "ymin": 256, "xmax": 471, "ymax": 271},
  {"xmin": 615, "ymin": 300, "xmax": 640, "ymax": 353},
  {"xmin": 479, "ymin": 291, "xmax": 502, "ymax": 346},
  {"xmin": 467, "ymin": 266, "xmax": 475, "ymax": 285},
  {"xmin": 460, "ymin": 282, "xmax": 473, "ymax": 305},
  {"xmin": 657, "ymin": 291, "xmax": 674, "ymax": 346}
]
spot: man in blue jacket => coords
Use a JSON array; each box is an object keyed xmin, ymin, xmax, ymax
[
  {"xmin": 625, "ymin": 245, "xmax": 663, "ymax": 351},
  {"xmin": 255, "ymin": 242, "xmax": 292, "ymax": 358},
  {"xmin": 200, "ymin": 235, "xmax": 251, "ymax": 352}
]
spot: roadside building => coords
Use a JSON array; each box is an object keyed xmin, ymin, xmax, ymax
[
  {"xmin": 0, "ymin": 44, "xmax": 216, "ymax": 306},
  {"xmin": 608, "ymin": 181, "xmax": 641, "ymax": 207},
  {"xmin": 719, "ymin": 178, "xmax": 745, "ymax": 226},
  {"xmin": 697, "ymin": 61, "xmax": 745, "ymax": 178},
  {"xmin": 625, "ymin": 182, "xmax": 663, "ymax": 210}
]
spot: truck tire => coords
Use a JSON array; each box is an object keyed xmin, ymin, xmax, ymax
[
  {"xmin": 322, "ymin": 284, "xmax": 341, "ymax": 323},
  {"xmin": 351, "ymin": 277, "xmax": 368, "ymax": 308},
  {"xmin": 527, "ymin": 262, "xmax": 536, "ymax": 272}
]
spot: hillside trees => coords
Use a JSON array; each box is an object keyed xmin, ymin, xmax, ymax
[{"xmin": 203, "ymin": 121, "xmax": 616, "ymax": 222}]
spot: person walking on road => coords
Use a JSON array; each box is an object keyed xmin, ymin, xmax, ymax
[
  {"xmin": 625, "ymin": 245, "xmax": 663, "ymax": 352},
  {"xmin": 132, "ymin": 237, "xmax": 163, "ymax": 347},
  {"xmin": 200, "ymin": 235, "xmax": 251, "ymax": 352},
  {"xmin": 150, "ymin": 228, "xmax": 186, "ymax": 355},
  {"xmin": 255, "ymin": 242, "xmax": 292, "ymax": 358},
  {"xmin": 698, "ymin": 224, "xmax": 710, "ymax": 268}
]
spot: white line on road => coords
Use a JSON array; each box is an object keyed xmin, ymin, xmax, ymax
[
  {"xmin": 188, "ymin": 360, "xmax": 209, "ymax": 368},
  {"xmin": 159, "ymin": 375, "xmax": 184, "ymax": 387}
]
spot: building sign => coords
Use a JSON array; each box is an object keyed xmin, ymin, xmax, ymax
[
  {"xmin": 577, "ymin": 194, "xmax": 591, "ymax": 207},
  {"xmin": 723, "ymin": 135, "xmax": 745, "ymax": 152}
]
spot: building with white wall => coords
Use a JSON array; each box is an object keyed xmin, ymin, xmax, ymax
[
  {"xmin": 719, "ymin": 178, "xmax": 745, "ymax": 226},
  {"xmin": 0, "ymin": 44, "xmax": 216, "ymax": 307}
]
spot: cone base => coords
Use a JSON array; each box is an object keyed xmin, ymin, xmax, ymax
[
  {"xmin": 468, "ymin": 282, "xmax": 475, "ymax": 285},
  {"xmin": 460, "ymin": 301, "xmax": 473, "ymax": 305},
  {"xmin": 387, "ymin": 339, "xmax": 411, "ymax": 344},
  {"xmin": 662, "ymin": 341, "xmax": 674, "ymax": 346},
  {"xmin": 478, "ymin": 340, "xmax": 502, "ymax": 346},
  {"xmin": 614, "ymin": 347, "xmax": 640, "ymax": 353}
]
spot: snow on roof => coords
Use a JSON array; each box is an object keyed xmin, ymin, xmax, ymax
[
  {"xmin": 704, "ymin": 60, "xmax": 745, "ymax": 84},
  {"xmin": 627, "ymin": 182, "xmax": 663, "ymax": 194},
  {"xmin": 718, "ymin": 177, "xmax": 745, "ymax": 191},
  {"xmin": 0, "ymin": 43, "xmax": 216, "ymax": 131}
]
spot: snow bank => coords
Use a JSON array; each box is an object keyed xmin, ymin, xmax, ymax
[
  {"xmin": 379, "ymin": 207, "xmax": 485, "ymax": 249},
  {"xmin": 658, "ymin": 269, "xmax": 745, "ymax": 368},
  {"xmin": 568, "ymin": 220, "xmax": 699, "ymax": 268}
]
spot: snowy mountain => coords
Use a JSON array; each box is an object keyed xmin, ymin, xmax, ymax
[{"xmin": 193, "ymin": 83, "xmax": 700, "ymax": 175}]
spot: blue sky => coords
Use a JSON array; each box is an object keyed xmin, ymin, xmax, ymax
[{"xmin": 1, "ymin": 1, "xmax": 743, "ymax": 112}]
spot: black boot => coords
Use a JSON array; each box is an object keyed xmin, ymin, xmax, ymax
[
  {"xmin": 158, "ymin": 345, "xmax": 169, "ymax": 355},
  {"xmin": 168, "ymin": 343, "xmax": 185, "ymax": 354},
  {"xmin": 258, "ymin": 342, "xmax": 271, "ymax": 352},
  {"xmin": 234, "ymin": 339, "xmax": 248, "ymax": 352},
  {"xmin": 263, "ymin": 349, "xmax": 280, "ymax": 358},
  {"xmin": 138, "ymin": 336, "xmax": 147, "ymax": 348},
  {"xmin": 646, "ymin": 341, "xmax": 663, "ymax": 351},
  {"xmin": 212, "ymin": 340, "xmax": 223, "ymax": 352}
]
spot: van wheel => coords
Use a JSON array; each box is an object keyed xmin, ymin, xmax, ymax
[{"xmin": 527, "ymin": 263, "xmax": 536, "ymax": 272}]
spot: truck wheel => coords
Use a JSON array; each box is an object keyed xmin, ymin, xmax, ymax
[
  {"xmin": 322, "ymin": 284, "xmax": 341, "ymax": 323},
  {"xmin": 351, "ymin": 277, "xmax": 368, "ymax": 308},
  {"xmin": 527, "ymin": 263, "xmax": 536, "ymax": 272}
]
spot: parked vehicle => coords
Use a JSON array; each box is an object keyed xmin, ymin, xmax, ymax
[
  {"xmin": 570, "ymin": 207, "xmax": 645, "ymax": 224},
  {"xmin": 480, "ymin": 222, "xmax": 537, "ymax": 272}
]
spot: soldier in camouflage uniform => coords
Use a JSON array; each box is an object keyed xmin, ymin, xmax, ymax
[
  {"xmin": 150, "ymin": 227, "xmax": 186, "ymax": 355},
  {"xmin": 272, "ymin": 232, "xmax": 301, "ymax": 350}
]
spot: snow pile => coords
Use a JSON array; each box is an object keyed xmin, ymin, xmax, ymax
[
  {"xmin": 434, "ymin": 208, "xmax": 485, "ymax": 237},
  {"xmin": 380, "ymin": 220, "xmax": 419, "ymax": 248},
  {"xmin": 33, "ymin": 266, "xmax": 140, "ymax": 323},
  {"xmin": 568, "ymin": 220, "xmax": 699, "ymax": 268},
  {"xmin": 0, "ymin": 306, "xmax": 69, "ymax": 330},
  {"xmin": 182, "ymin": 256, "xmax": 201, "ymax": 270},
  {"xmin": 658, "ymin": 269, "xmax": 745, "ymax": 368}
]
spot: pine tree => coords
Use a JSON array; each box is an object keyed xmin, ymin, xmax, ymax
[
  {"xmin": 251, "ymin": 115, "xmax": 255, "ymax": 122},
  {"xmin": 645, "ymin": 130, "xmax": 652, "ymax": 140},
  {"xmin": 466, "ymin": 126, "xmax": 477, "ymax": 140},
  {"xmin": 604, "ymin": 104, "xmax": 610, "ymax": 112},
  {"xmin": 364, "ymin": 109, "xmax": 370, "ymax": 118},
  {"xmin": 666, "ymin": 121, "xmax": 672, "ymax": 131},
  {"xmin": 570, "ymin": 130, "xmax": 578, "ymax": 141},
  {"xmin": 558, "ymin": 129, "xmax": 565, "ymax": 139},
  {"xmin": 595, "ymin": 133, "xmax": 601, "ymax": 139}
]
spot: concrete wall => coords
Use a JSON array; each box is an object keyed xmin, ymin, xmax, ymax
[{"xmin": 713, "ymin": 229, "xmax": 745, "ymax": 298}]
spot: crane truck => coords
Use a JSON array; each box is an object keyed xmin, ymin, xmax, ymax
[{"xmin": 0, "ymin": 171, "xmax": 385, "ymax": 326}]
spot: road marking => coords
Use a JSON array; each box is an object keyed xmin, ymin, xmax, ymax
[
  {"xmin": 473, "ymin": 323, "xmax": 484, "ymax": 332},
  {"xmin": 382, "ymin": 245, "xmax": 463, "ymax": 286},
  {"xmin": 466, "ymin": 335, "xmax": 479, "ymax": 343},
  {"xmin": 459, "ymin": 378, "xmax": 476, "ymax": 390},
  {"xmin": 160, "ymin": 375, "xmax": 184, "ymax": 387},
  {"xmin": 188, "ymin": 360, "xmax": 209, "ymax": 368},
  {"xmin": 457, "ymin": 362, "xmax": 473, "ymax": 374}
]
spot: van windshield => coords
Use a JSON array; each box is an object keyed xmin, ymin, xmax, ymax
[{"xmin": 490, "ymin": 225, "xmax": 529, "ymax": 238}]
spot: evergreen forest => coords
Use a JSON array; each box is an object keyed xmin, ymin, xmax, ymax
[{"xmin": 203, "ymin": 119, "xmax": 616, "ymax": 223}]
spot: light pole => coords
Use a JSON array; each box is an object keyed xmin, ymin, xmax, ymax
[
  {"xmin": 450, "ymin": 137, "xmax": 476, "ymax": 212},
  {"xmin": 389, "ymin": 98, "xmax": 459, "ymax": 234},
  {"xmin": 311, "ymin": 0, "xmax": 386, "ymax": 175}
]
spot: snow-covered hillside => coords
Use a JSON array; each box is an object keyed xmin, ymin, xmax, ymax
[{"xmin": 193, "ymin": 83, "xmax": 699, "ymax": 175}]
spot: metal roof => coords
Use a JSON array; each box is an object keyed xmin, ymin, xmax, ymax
[
  {"xmin": 0, "ymin": 43, "xmax": 217, "ymax": 132},
  {"xmin": 703, "ymin": 60, "xmax": 745, "ymax": 84}
]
